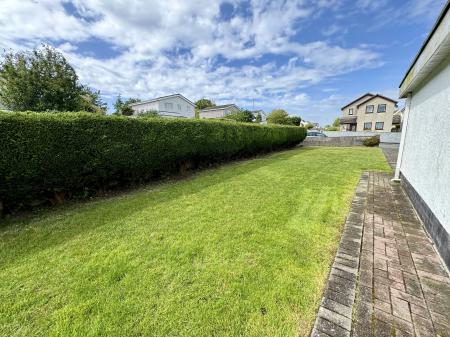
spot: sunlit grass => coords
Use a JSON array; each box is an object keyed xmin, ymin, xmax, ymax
[{"xmin": 0, "ymin": 147, "xmax": 390, "ymax": 337}]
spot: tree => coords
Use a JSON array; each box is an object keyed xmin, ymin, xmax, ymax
[
  {"xmin": 113, "ymin": 94, "xmax": 124, "ymax": 115},
  {"xmin": 225, "ymin": 109, "xmax": 254, "ymax": 123},
  {"xmin": 0, "ymin": 45, "xmax": 105, "ymax": 112},
  {"xmin": 113, "ymin": 95, "xmax": 140, "ymax": 116},
  {"xmin": 78, "ymin": 86, "xmax": 107, "ymax": 114},
  {"xmin": 323, "ymin": 117, "xmax": 340, "ymax": 131},
  {"xmin": 267, "ymin": 109, "xmax": 290, "ymax": 125},
  {"xmin": 288, "ymin": 116, "xmax": 302, "ymax": 126},
  {"xmin": 122, "ymin": 98, "xmax": 140, "ymax": 116},
  {"xmin": 305, "ymin": 123, "xmax": 315, "ymax": 130},
  {"xmin": 255, "ymin": 112, "xmax": 262, "ymax": 123},
  {"xmin": 195, "ymin": 98, "xmax": 215, "ymax": 110}
]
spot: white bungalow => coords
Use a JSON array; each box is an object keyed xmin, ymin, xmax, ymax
[{"xmin": 129, "ymin": 94, "xmax": 195, "ymax": 118}]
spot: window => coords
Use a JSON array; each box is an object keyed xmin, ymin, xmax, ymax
[
  {"xmin": 377, "ymin": 104, "xmax": 386, "ymax": 113},
  {"xmin": 177, "ymin": 104, "xmax": 181, "ymax": 110},
  {"xmin": 375, "ymin": 122, "xmax": 384, "ymax": 130},
  {"xmin": 365, "ymin": 105, "xmax": 374, "ymax": 113},
  {"xmin": 363, "ymin": 122, "xmax": 372, "ymax": 130},
  {"xmin": 164, "ymin": 102, "xmax": 173, "ymax": 109},
  {"xmin": 349, "ymin": 108, "xmax": 353, "ymax": 115},
  {"xmin": 186, "ymin": 105, "xmax": 190, "ymax": 111}
]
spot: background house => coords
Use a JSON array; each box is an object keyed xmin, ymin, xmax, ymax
[
  {"xmin": 395, "ymin": 0, "xmax": 450, "ymax": 268},
  {"xmin": 340, "ymin": 93, "xmax": 398, "ymax": 132},
  {"xmin": 250, "ymin": 110, "xmax": 267, "ymax": 123},
  {"xmin": 129, "ymin": 94, "xmax": 195, "ymax": 118},
  {"xmin": 199, "ymin": 104, "xmax": 240, "ymax": 119}
]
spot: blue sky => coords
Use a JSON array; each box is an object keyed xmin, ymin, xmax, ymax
[{"xmin": 0, "ymin": 0, "xmax": 447, "ymax": 125}]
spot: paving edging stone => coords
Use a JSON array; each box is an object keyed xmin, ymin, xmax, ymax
[{"xmin": 310, "ymin": 172, "xmax": 368, "ymax": 337}]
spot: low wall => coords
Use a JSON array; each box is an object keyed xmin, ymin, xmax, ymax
[
  {"xmin": 323, "ymin": 131, "xmax": 401, "ymax": 143},
  {"xmin": 303, "ymin": 136, "xmax": 370, "ymax": 147}
]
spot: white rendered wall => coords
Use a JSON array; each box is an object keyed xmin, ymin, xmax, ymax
[
  {"xmin": 399, "ymin": 58, "xmax": 450, "ymax": 231},
  {"xmin": 158, "ymin": 96, "xmax": 194, "ymax": 118},
  {"xmin": 199, "ymin": 109, "xmax": 226, "ymax": 119}
]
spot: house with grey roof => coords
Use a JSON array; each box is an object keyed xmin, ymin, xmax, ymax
[
  {"xmin": 339, "ymin": 93, "xmax": 399, "ymax": 132},
  {"xmin": 129, "ymin": 94, "xmax": 195, "ymax": 118},
  {"xmin": 199, "ymin": 104, "xmax": 240, "ymax": 119}
]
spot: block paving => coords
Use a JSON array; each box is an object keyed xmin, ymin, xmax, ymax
[{"xmin": 310, "ymin": 172, "xmax": 450, "ymax": 337}]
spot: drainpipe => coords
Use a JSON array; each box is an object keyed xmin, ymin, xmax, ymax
[{"xmin": 392, "ymin": 93, "xmax": 412, "ymax": 182}]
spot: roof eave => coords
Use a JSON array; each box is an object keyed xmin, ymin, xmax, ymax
[
  {"xmin": 129, "ymin": 94, "xmax": 195, "ymax": 107},
  {"xmin": 399, "ymin": 1, "xmax": 450, "ymax": 97}
]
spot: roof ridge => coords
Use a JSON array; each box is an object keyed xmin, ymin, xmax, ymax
[
  {"xmin": 341, "ymin": 93, "xmax": 375, "ymax": 110},
  {"xmin": 356, "ymin": 94, "xmax": 398, "ymax": 107},
  {"xmin": 129, "ymin": 94, "xmax": 194, "ymax": 106}
]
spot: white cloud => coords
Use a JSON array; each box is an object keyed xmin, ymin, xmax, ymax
[
  {"xmin": 322, "ymin": 24, "xmax": 343, "ymax": 36},
  {"xmin": 0, "ymin": 0, "xmax": 386, "ymax": 122},
  {"xmin": 0, "ymin": 0, "xmax": 88, "ymax": 50},
  {"xmin": 356, "ymin": 0, "xmax": 387, "ymax": 11}
]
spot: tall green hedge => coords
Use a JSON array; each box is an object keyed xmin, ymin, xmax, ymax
[{"xmin": 0, "ymin": 112, "xmax": 306, "ymax": 212}]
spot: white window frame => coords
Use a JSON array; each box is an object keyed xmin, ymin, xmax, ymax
[{"xmin": 349, "ymin": 108, "xmax": 353, "ymax": 115}]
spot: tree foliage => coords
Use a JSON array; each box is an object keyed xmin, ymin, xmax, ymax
[
  {"xmin": 289, "ymin": 116, "xmax": 302, "ymax": 126},
  {"xmin": 195, "ymin": 98, "xmax": 215, "ymax": 110},
  {"xmin": 0, "ymin": 45, "xmax": 106, "ymax": 113},
  {"xmin": 267, "ymin": 109, "xmax": 290, "ymax": 125},
  {"xmin": 113, "ymin": 95, "xmax": 140, "ymax": 116},
  {"xmin": 225, "ymin": 109, "xmax": 254, "ymax": 123},
  {"xmin": 332, "ymin": 117, "xmax": 340, "ymax": 127},
  {"xmin": 78, "ymin": 86, "xmax": 107, "ymax": 114},
  {"xmin": 137, "ymin": 110, "xmax": 159, "ymax": 118},
  {"xmin": 267, "ymin": 109, "xmax": 301, "ymax": 126}
]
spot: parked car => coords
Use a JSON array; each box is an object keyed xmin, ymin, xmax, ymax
[{"xmin": 307, "ymin": 131, "xmax": 328, "ymax": 138}]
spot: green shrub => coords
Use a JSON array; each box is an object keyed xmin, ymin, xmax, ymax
[
  {"xmin": 0, "ymin": 111, "xmax": 306, "ymax": 212},
  {"xmin": 362, "ymin": 135, "xmax": 380, "ymax": 147}
]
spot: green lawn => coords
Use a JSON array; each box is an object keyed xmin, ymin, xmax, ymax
[{"xmin": 0, "ymin": 147, "xmax": 390, "ymax": 337}]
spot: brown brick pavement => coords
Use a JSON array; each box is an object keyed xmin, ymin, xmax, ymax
[{"xmin": 310, "ymin": 172, "xmax": 450, "ymax": 337}]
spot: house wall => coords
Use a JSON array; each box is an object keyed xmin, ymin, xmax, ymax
[
  {"xmin": 199, "ymin": 109, "xmax": 227, "ymax": 119},
  {"xmin": 399, "ymin": 57, "xmax": 450, "ymax": 266},
  {"xmin": 199, "ymin": 106, "xmax": 239, "ymax": 119},
  {"xmin": 355, "ymin": 97, "xmax": 396, "ymax": 132},
  {"xmin": 340, "ymin": 94, "xmax": 373, "ymax": 131},
  {"xmin": 158, "ymin": 96, "xmax": 194, "ymax": 118}
]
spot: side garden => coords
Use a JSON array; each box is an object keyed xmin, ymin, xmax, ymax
[{"xmin": 0, "ymin": 146, "xmax": 390, "ymax": 337}]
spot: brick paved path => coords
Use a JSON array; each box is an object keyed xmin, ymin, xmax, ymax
[
  {"xmin": 380, "ymin": 144, "xmax": 399, "ymax": 169},
  {"xmin": 310, "ymin": 172, "xmax": 450, "ymax": 337}
]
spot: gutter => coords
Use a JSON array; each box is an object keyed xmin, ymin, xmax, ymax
[{"xmin": 399, "ymin": 1, "xmax": 450, "ymax": 89}]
